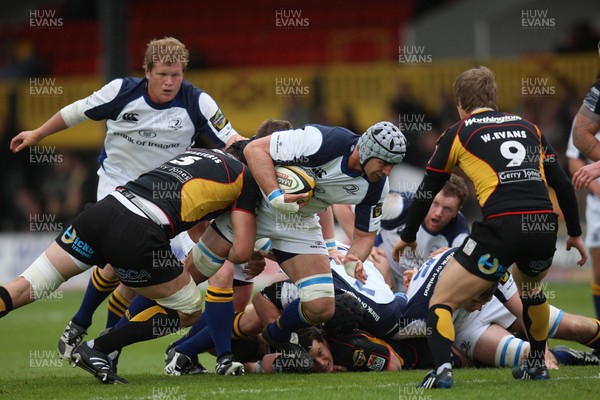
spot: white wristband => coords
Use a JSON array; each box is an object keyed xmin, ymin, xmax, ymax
[{"xmin": 325, "ymin": 238, "xmax": 337, "ymax": 252}]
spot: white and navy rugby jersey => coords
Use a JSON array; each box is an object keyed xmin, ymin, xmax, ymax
[
  {"xmin": 270, "ymin": 246, "xmax": 397, "ymax": 309},
  {"xmin": 403, "ymin": 248, "xmax": 517, "ymax": 324},
  {"xmin": 581, "ymin": 77, "xmax": 600, "ymax": 117},
  {"xmin": 261, "ymin": 243, "xmax": 405, "ymax": 338},
  {"xmin": 60, "ymin": 77, "xmax": 238, "ymax": 185},
  {"xmin": 330, "ymin": 244, "xmax": 397, "ymax": 305},
  {"xmin": 269, "ymin": 124, "xmax": 388, "ymax": 232},
  {"xmin": 376, "ymin": 191, "xmax": 469, "ymax": 274}
]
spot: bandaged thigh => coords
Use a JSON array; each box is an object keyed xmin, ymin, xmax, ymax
[{"xmin": 20, "ymin": 253, "xmax": 69, "ymax": 299}]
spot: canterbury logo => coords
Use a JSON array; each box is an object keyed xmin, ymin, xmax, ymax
[{"xmin": 122, "ymin": 113, "xmax": 139, "ymax": 123}]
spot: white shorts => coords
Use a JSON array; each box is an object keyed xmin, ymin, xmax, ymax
[
  {"xmin": 214, "ymin": 204, "xmax": 328, "ymax": 256},
  {"xmin": 97, "ymin": 169, "xmax": 123, "ymax": 201},
  {"xmin": 453, "ymin": 297, "xmax": 517, "ymax": 359},
  {"xmin": 586, "ymin": 194, "xmax": 600, "ymax": 248}
]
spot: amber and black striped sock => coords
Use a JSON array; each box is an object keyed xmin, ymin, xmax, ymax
[
  {"xmin": 106, "ymin": 289, "xmax": 131, "ymax": 328},
  {"xmin": 72, "ymin": 267, "xmax": 120, "ymax": 328}
]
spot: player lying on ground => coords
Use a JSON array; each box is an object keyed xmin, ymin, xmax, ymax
[{"xmin": 164, "ymin": 244, "xmax": 599, "ymax": 374}]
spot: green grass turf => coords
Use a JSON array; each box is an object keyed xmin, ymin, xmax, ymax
[{"xmin": 0, "ymin": 282, "xmax": 598, "ymax": 400}]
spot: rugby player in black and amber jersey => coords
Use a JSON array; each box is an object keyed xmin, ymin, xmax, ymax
[
  {"xmin": 392, "ymin": 66, "xmax": 587, "ymax": 388},
  {"xmin": 298, "ymin": 328, "xmax": 433, "ymax": 372},
  {"xmin": 124, "ymin": 148, "xmax": 260, "ymax": 237},
  {"xmin": 0, "ymin": 148, "xmax": 261, "ymax": 383}
]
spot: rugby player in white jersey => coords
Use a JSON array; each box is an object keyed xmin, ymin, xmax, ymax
[
  {"xmin": 368, "ymin": 174, "xmax": 470, "ymax": 292},
  {"xmin": 8, "ymin": 37, "xmax": 244, "ymax": 360},
  {"xmin": 210, "ymin": 121, "xmax": 407, "ymax": 362},
  {"xmin": 568, "ymin": 36, "xmax": 600, "ymax": 336}
]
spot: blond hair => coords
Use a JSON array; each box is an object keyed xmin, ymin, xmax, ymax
[
  {"xmin": 143, "ymin": 37, "xmax": 189, "ymax": 71},
  {"xmin": 453, "ymin": 66, "xmax": 497, "ymax": 113}
]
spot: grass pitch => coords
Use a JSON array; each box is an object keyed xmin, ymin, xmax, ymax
[{"xmin": 0, "ymin": 282, "xmax": 599, "ymax": 400}]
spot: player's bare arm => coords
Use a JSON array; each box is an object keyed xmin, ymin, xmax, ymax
[
  {"xmin": 243, "ymin": 136, "xmax": 308, "ymax": 211},
  {"xmin": 573, "ymin": 161, "xmax": 600, "ymax": 190},
  {"xmin": 392, "ymin": 239, "xmax": 417, "ymax": 262},
  {"xmin": 566, "ymin": 236, "xmax": 588, "ymax": 267},
  {"xmin": 344, "ymin": 228, "xmax": 376, "ymax": 283},
  {"xmin": 224, "ymin": 133, "xmax": 247, "ymax": 149},
  {"xmin": 573, "ymin": 106, "xmax": 600, "ymax": 161},
  {"xmin": 228, "ymin": 209, "xmax": 258, "ymax": 264},
  {"xmin": 10, "ymin": 111, "xmax": 69, "ymax": 152},
  {"xmin": 318, "ymin": 207, "xmax": 344, "ymax": 264}
]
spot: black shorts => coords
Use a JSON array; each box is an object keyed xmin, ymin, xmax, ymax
[
  {"xmin": 55, "ymin": 196, "xmax": 183, "ymax": 287},
  {"xmin": 453, "ymin": 213, "xmax": 558, "ymax": 281}
]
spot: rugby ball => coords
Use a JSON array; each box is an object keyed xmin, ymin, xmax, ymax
[{"xmin": 274, "ymin": 166, "xmax": 315, "ymax": 199}]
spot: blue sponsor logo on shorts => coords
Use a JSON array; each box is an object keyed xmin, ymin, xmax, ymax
[
  {"xmin": 61, "ymin": 226, "xmax": 94, "ymax": 259},
  {"xmin": 477, "ymin": 253, "xmax": 506, "ymax": 278}
]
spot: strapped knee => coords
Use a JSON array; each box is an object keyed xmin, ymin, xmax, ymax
[
  {"xmin": 192, "ymin": 239, "xmax": 226, "ymax": 278},
  {"xmin": 20, "ymin": 253, "xmax": 66, "ymax": 300},
  {"xmin": 296, "ymin": 273, "xmax": 334, "ymax": 302},
  {"xmin": 155, "ymin": 276, "xmax": 202, "ymax": 315}
]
